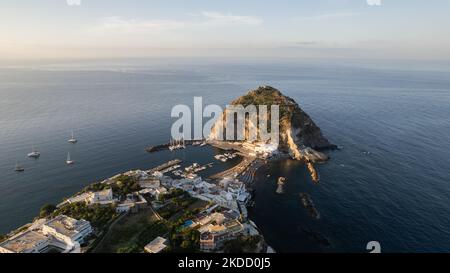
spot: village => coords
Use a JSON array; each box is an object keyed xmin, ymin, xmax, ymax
[{"xmin": 0, "ymin": 141, "xmax": 281, "ymax": 254}]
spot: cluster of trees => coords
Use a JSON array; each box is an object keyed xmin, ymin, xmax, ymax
[
  {"xmin": 234, "ymin": 90, "xmax": 291, "ymax": 120},
  {"xmin": 39, "ymin": 204, "xmax": 57, "ymax": 218},
  {"xmin": 169, "ymin": 226, "xmax": 200, "ymax": 252},
  {"xmin": 164, "ymin": 206, "xmax": 204, "ymax": 252},
  {"xmin": 111, "ymin": 175, "xmax": 141, "ymax": 197},
  {"xmin": 158, "ymin": 194, "xmax": 197, "ymax": 219},
  {"xmin": 83, "ymin": 182, "xmax": 110, "ymax": 193},
  {"xmin": 158, "ymin": 189, "xmax": 197, "ymax": 219},
  {"xmin": 52, "ymin": 202, "xmax": 117, "ymax": 229},
  {"xmin": 171, "ymin": 208, "xmax": 202, "ymax": 229},
  {"xmin": 82, "ymin": 175, "xmax": 141, "ymax": 198}
]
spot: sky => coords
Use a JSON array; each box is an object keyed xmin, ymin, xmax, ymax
[{"xmin": 1, "ymin": 0, "xmax": 450, "ymax": 61}]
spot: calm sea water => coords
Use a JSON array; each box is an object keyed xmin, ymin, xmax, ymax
[{"xmin": 0, "ymin": 61, "xmax": 449, "ymax": 252}]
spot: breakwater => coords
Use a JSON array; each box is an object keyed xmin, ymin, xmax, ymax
[{"xmin": 145, "ymin": 139, "xmax": 206, "ymax": 153}]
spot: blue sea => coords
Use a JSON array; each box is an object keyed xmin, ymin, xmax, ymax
[{"xmin": 1, "ymin": 59, "xmax": 449, "ymax": 252}]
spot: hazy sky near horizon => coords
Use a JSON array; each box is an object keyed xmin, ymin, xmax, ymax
[{"xmin": 1, "ymin": 0, "xmax": 450, "ymax": 60}]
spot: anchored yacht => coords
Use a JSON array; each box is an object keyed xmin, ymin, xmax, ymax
[
  {"xmin": 66, "ymin": 152, "xmax": 75, "ymax": 165},
  {"xmin": 14, "ymin": 162, "xmax": 25, "ymax": 172},
  {"xmin": 27, "ymin": 145, "xmax": 40, "ymax": 158},
  {"xmin": 68, "ymin": 131, "xmax": 78, "ymax": 144}
]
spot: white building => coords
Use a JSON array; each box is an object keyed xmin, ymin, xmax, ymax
[
  {"xmin": 199, "ymin": 218, "xmax": 246, "ymax": 251},
  {"xmin": 0, "ymin": 230, "xmax": 50, "ymax": 253},
  {"xmin": 144, "ymin": 237, "xmax": 168, "ymax": 253},
  {"xmin": 139, "ymin": 178, "xmax": 161, "ymax": 189},
  {"xmin": 41, "ymin": 215, "xmax": 93, "ymax": 248},
  {"xmin": 139, "ymin": 187, "xmax": 167, "ymax": 199},
  {"xmin": 87, "ymin": 188, "xmax": 115, "ymax": 205},
  {"xmin": 116, "ymin": 193, "xmax": 148, "ymax": 213},
  {"xmin": 58, "ymin": 188, "xmax": 115, "ymax": 207},
  {"xmin": 0, "ymin": 215, "xmax": 93, "ymax": 253},
  {"xmin": 116, "ymin": 203, "xmax": 135, "ymax": 213},
  {"xmin": 255, "ymin": 143, "xmax": 278, "ymax": 158}
]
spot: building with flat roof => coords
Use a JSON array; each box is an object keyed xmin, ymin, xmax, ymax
[
  {"xmin": 139, "ymin": 178, "xmax": 161, "ymax": 189},
  {"xmin": 200, "ymin": 220, "xmax": 246, "ymax": 251},
  {"xmin": 0, "ymin": 215, "xmax": 93, "ymax": 253},
  {"xmin": 42, "ymin": 215, "xmax": 92, "ymax": 247},
  {"xmin": 57, "ymin": 188, "xmax": 116, "ymax": 207},
  {"xmin": 144, "ymin": 237, "xmax": 168, "ymax": 253},
  {"xmin": 115, "ymin": 192, "xmax": 148, "ymax": 213},
  {"xmin": 0, "ymin": 230, "xmax": 50, "ymax": 253},
  {"xmin": 87, "ymin": 188, "xmax": 115, "ymax": 205}
]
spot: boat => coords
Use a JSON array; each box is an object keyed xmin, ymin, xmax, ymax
[
  {"xmin": 169, "ymin": 138, "xmax": 186, "ymax": 151},
  {"xmin": 14, "ymin": 162, "xmax": 25, "ymax": 172},
  {"xmin": 27, "ymin": 145, "xmax": 40, "ymax": 158},
  {"xmin": 68, "ymin": 131, "xmax": 78, "ymax": 144},
  {"xmin": 66, "ymin": 152, "xmax": 75, "ymax": 165}
]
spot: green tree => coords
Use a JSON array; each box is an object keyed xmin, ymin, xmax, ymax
[
  {"xmin": 39, "ymin": 204, "xmax": 57, "ymax": 218},
  {"xmin": 53, "ymin": 203, "xmax": 116, "ymax": 228}
]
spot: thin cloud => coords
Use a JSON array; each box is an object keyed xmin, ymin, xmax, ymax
[
  {"xmin": 200, "ymin": 11, "xmax": 263, "ymax": 26},
  {"xmin": 295, "ymin": 12, "xmax": 361, "ymax": 21},
  {"xmin": 96, "ymin": 16, "xmax": 186, "ymax": 32},
  {"xmin": 95, "ymin": 11, "xmax": 262, "ymax": 33}
]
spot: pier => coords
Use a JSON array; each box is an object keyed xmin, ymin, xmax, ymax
[
  {"xmin": 145, "ymin": 139, "xmax": 206, "ymax": 153},
  {"xmin": 147, "ymin": 159, "xmax": 182, "ymax": 174}
]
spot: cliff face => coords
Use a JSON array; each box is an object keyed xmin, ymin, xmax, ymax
[{"xmin": 209, "ymin": 86, "xmax": 336, "ymax": 162}]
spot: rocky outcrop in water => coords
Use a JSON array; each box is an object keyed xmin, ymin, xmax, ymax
[{"xmin": 209, "ymin": 86, "xmax": 336, "ymax": 162}]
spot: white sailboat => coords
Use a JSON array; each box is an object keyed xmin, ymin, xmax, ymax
[
  {"xmin": 169, "ymin": 139, "xmax": 174, "ymax": 151},
  {"xmin": 68, "ymin": 131, "xmax": 78, "ymax": 144},
  {"xmin": 169, "ymin": 138, "xmax": 187, "ymax": 151},
  {"xmin": 14, "ymin": 161, "xmax": 25, "ymax": 172},
  {"xmin": 27, "ymin": 144, "xmax": 40, "ymax": 158},
  {"xmin": 66, "ymin": 152, "xmax": 75, "ymax": 165}
]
